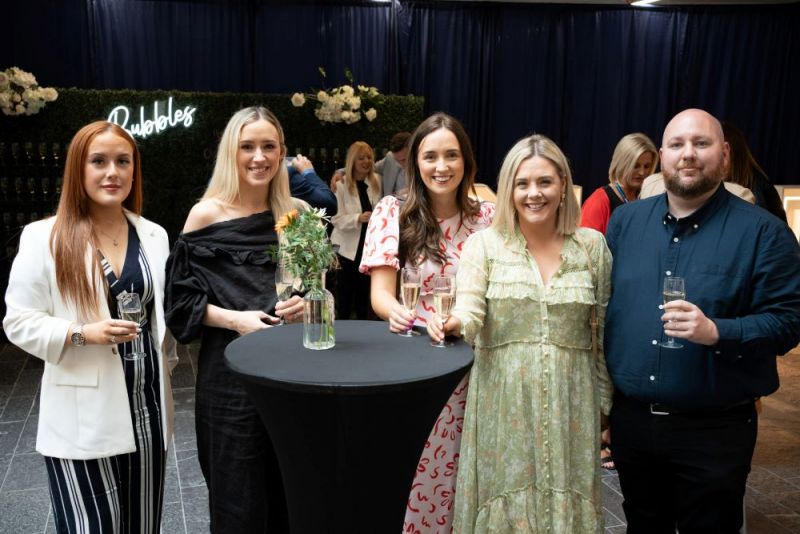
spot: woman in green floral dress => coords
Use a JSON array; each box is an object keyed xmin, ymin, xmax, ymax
[{"xmin": 428, "ymin": 134, "xmax": 614, "ymax": 533}]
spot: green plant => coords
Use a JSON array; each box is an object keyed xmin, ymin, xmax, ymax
[{"xmin": 273, "ymin": 207, "xmax": 337, "ymax": 292}]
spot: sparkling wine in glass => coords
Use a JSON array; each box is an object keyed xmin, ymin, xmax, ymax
[
  {"xmin": 275, "ymin": 260, "xmax": 296, "ymax": 325},
  {"xmin": 117, "ymin": 292, "xmax": 146, "ymax": 361},
  {"xmin": 398, "ymin": 267, "xmax": 421, "ymax": 337},
  {"xmin": 660, "ymin": 276, "xmax": 685, "ymax": 349},
  {"xmin": 430, "ymin": 274, "xmax": 456, "ymax": 348}
]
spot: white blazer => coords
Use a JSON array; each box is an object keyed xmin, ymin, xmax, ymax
[
  {"xmin": 330, "ymin": 178, "xmax": 382, "ymax": 261},
  {"xmin": 3, "ymin": 212, "xmax": 176, "ymax": 460}
]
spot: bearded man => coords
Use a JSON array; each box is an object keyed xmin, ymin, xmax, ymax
[{"xmin": 603, "ymin": 108, "xmax": 800, "ymax": 533}]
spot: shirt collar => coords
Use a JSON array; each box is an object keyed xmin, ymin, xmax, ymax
[{"xmin": 661, "ymin": 183, "xmax": 728, "ymax": 232}]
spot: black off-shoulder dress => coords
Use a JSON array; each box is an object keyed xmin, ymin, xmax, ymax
[{"xmin": 165, "ymin": 211, "xmax": 287, "ymax": 533}]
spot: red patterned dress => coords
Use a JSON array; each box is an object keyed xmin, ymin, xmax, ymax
[{"xmin": 359, "ymin": 196, "xmax": 495, "ymax": 533}]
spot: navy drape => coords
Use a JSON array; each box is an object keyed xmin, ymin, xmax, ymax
[{"xmin": 2, "ymin": 0, "xmax": 798, "ymax": 192}]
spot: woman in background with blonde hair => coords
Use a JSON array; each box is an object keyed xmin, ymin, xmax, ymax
[
  {"xmin": 580, "ymin": 132, "xmax": 658, "ymax": 234},
  {"xmin": 429, "ymin": 134, "xmax": 613, "ymax": 532},
  {"xmin": 330, "ymin": 141, "xmax": 381, "ymax": 319},
  {"xmin": 165, "ymin": 106, "xmax": 305, "ymax": 533},
  {"xmin": 4, "ymin": 121, "xmax": 175, "ymax": 532}
]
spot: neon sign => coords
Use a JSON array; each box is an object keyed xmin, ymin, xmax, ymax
[{"xmin": 107, "ymin": 97, "xmax": 196, "ymax": 139}]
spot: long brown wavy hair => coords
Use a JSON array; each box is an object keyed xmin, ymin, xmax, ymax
[
  {"xmin": 399, "ymin": 113, "xmax": 480, "ymax": 266},
  {"xmin": 722, "ymin": 121, "xmax": 767, "ymax": 191},
  {"xmin": 50, "ymin": 121, "xmax": 143, "ymax": 319}
]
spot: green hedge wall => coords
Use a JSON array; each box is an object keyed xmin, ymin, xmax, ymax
[{"xmin": 0, "ymin": 88, "xmax": 424, "ymax": 241}]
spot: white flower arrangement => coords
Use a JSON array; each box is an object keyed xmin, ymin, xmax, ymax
[
  {"xmin": 291, "ymin": 68, "xmax": 382, "ymax": 125},
  {"xmin": 0, "ymin": 67, "xmax": 58, "ymax": 116}
]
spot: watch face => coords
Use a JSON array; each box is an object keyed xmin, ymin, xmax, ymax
[{"xmin": 71, "ymin": 331, "xmax": 85, "ymax": 346}]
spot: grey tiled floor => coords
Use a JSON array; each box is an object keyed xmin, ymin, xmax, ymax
[{"xmin": 1, "ymin": 341, "xmax": 799, "ymax": 533}]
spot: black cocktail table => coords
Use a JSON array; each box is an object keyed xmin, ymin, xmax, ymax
[{"xmin": 224, "ymin": 320, "xmax": 473, "ymax": 533}]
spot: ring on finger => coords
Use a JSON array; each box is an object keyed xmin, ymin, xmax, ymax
[{"xmin": 110, "ymin": 335, "xmax": 117, "ymax": 344}]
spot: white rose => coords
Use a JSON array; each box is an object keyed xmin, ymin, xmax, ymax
[
  {"xmin": 41, "ymin": 87, "xmax": 58, "ymax": 101},
  {"xmin": 348, "ymin": 112, "xmax": 361, "ymax": 124},
  {"xmin": 350, "ymin": 96, "xmax": 361, "ymax": 110},
  {"xmin": 291, "ymin": 92, "xmax": 306, "ymax": 107},
  {"xmin": 0, "ymin": 72, "xmax": 8, "ymax": 90},
  {"xmin": 357, "ymin": 85, "xmax": 368, "ymax": 93},
  {"xmin": 369, "ymin": 87, "xmax": 379, "ymax": 97},
  {"xmin": 10, "ymin": 68, "xmax": 36, "ymax": 87},
  {"xmin": 365, "ymin": 108, "xmax": 377, "ymax": 122},
  {"xmin": 0, "ymin": 93, "xmax": 10, "ymax": 106},
  {"xmin": 341, "ymin": 85, "xmax": 354, "ymax": 97},
  {"xmin": 15, "ymin": 103, "xmax": 26, "ymax": 114},
  {"xmin": 340, "ymin": 110, "xmax": 352, "ymax": 121},
  {"xmin": 12, "ymin": 93, "xmax": 21, "ymax": 103},
  {"xmin": 317, "ymin": 90, "xmax": 328, "ymax": 102}
]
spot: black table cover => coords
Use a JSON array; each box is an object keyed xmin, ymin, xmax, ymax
[{"xmin": 224, "ymin": 320, "xmax": 473, "ymax": 534}]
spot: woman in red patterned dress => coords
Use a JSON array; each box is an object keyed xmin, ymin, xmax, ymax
[{"xmin": 360, "ymin": 113, "xmax": 495, "ymax": 533}]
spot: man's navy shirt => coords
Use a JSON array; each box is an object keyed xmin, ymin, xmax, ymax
[{"xmin": 605, "ymin": 185, "xmax": 800, "ymax": 409}]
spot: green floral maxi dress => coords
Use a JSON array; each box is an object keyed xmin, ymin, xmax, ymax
[{"xmin": 452, "ymin": 227, "xmax": 614, "ymax": 533}]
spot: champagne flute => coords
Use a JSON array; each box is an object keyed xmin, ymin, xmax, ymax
[
  {"xmin": 116, "ymin": 292, "xmax": 146, "ymax": 361},
  {"xmin": 430, "ymin": 274, "xmax": 456, "ymax": 348},
  {"xmin": 660, "ymin": 276, "xmax": 685, "ymax": 349},
  {"xmin": 398, "ymin": 267, "xmax": 421, "ymax": 337},
  {"xmin": 275, "ymin": 260, "xmax": 296, "ymax": 325}
]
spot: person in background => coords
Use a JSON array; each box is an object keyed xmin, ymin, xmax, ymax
[
  {"xmin": 331, "ymin": 131, "xmax": 411, "ymax": 197},
  {"xmin": 721, "ymin": 121, "xmax": 787, "ymax": 222},
  {"xmin": 165, "ymin": 106, "xmax": 306, "ymax": 533},
  {"xmin": 360, "ymin": 113, "xmax": 495, "ymax": 532},
  {"xmin": 429, "ymin": 134, "xmax": 613, "ymax": 532},
  {"xmin": 605, "ymin": 108, "xmax": 800, "ymax": 533},
  {"xmin": 286, "ymin": 153, "xmax": 337, "ymax": 215},
  {"xmin": 580, "ymin": 133, "xmax": 658, "ymax": 234},
  {"xmin": 330, "ymin": 141, "xmax": 381, "ymax": 319},
  {"xmin": 4, "ymin": 121, "xmax": 176, "ymax": 533}
]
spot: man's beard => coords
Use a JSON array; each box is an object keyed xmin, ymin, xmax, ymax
[{"xmin": 663, "ymin": 165, "xmax": 722, "ymax": 200}]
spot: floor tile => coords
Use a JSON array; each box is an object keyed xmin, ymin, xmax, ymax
[
  {"xmin": 2, "ymin": 453, "xmax": 48, "ymax": 492},
  {"xmin": 0, "ymin": 360, "xmax": 24, "ymax": 386},
  {"xmin": 15, "ymin": 415, "xmax": 37, "ymax": 455},
  {"xmin": 170, "ymin": 363, "xmax": 195, "ymax": 389},
  {"xmin": 0, "ymin": 421, "xmax": 24, "ymax": 458},
  {"xmin": 176, "ymin": 449, "xmax": 205, "ymax": 489},
  {"xmin": 172, "ymin": 387, "xmax": 195, "ymax": 413},
  {"xmin": 11, "ymin": 368, "xmax": 42, "ymax": 397},
  {"xmin": 172, "ymin": 411, "xmax": 197, "ymax": 452},
  {"xmin": 0, "ymin": 395, "xmax": 34, "ymax": 423},
  {"xmin": 161, "ymin": 501, "xmax": 186, "ymax": 534},
  {"xmin": 163, "ymin": 466, "xmax": 181, "ymax": 505},
  {"xmin": 0, "ymin": 487, "xmax": 50, "ymax": 533},
  {"xmin": 180, "ymin": 485, "xmax": 210, "ymax": 533}
]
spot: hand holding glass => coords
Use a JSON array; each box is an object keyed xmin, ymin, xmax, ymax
[
  {"xmin": 430, "ymin": 274, "xmax": 455, "ymax": 348},
  {"xmin": 660, "ymin": 276, "xmax": 685, "ymax": 349},
  {"xmin": 116, "ymin": 292, "xmax": 145, "ymax": 361},
  {"xmin": 398, "ymin": 267, "xmax": 421, "ymax": 336}
]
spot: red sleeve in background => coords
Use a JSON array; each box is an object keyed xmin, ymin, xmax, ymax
[{"xmin": 580, "ymin": 187, "xmax": 611, "ymax": 235}]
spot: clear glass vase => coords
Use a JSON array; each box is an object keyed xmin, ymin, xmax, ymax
[{"xmin": 303, "ymin": 270, "xmax": 335, "ymax": 350}]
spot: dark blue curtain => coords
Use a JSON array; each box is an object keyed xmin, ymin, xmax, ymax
[{"xmin": 2, "ymin": 0, "xmax": 798, "ymax": 191}]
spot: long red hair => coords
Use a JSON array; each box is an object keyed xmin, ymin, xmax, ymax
[{"xmin": 50, "ymin": 121, "xmax": 143, "ymax": 318}]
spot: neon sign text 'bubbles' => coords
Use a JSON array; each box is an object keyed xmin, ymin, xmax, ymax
[{"xmin": 107, "ymin": 97, "xmax": 197, "ymax": 139}]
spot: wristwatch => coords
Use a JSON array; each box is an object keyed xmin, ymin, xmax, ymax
[{"xmin": 71, "ymin": 324, "xmax": 86, "ymax": 346}]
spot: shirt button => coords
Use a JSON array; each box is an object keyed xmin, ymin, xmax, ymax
[
  {"xmin": 652, "ymin": 340, "xmax": 658, "ymax": 345},
  {"xmin": 650, "ymin": 375, "xmax": 655, "ymax": 381},
  {"xmin": 673, "ymin": 237, "xmax": 679, "ymax": 243},
  {"xmin": 737, "ymin": 355, "xmax": 743, "ymax": 359},
  {"xmin": 665, "ymin": 270, "xmax": 672, "ymax": 276},
  {"xmin": 543, "ymin": 316, "xmax": 548, "ymax": 321},
  {"xmin": 693, "ymin": 224, "xmax": 699, "ymax": 229},
  {"xmin": 715, "ymin": 350, "xmax": 721, "ymax": 355}
]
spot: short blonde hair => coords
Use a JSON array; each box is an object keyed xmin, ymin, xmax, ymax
[
  {"xmin": 608, "ymin": 132, "xmax": 658, "ymax": 184},
  {"xmin": 203, "ymin": 106, "xmax": 293, "ymax": 219},
  {"xmin": 344, "ymin": 141, "xmax": 381, "ymax": 196},
  {"xmin": 493, "ymin": 134, "xmax": 580, "ymax": 237}
]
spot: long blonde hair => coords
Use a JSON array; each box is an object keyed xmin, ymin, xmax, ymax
[
  {"xmin": 608, "ymin": 132, "xmax": 658, "ymax": 185},
  {"xmin": 344, "ymin": 141, "xmax": 381, "ymax": 196},
  {"xmin": 493, "ymin": 134, "xmax": 580, "ymax": 237},
  {"xmin": 202, "ymin": 106, "xmax": 293, "ymax": 219},
  {"xmin": 50, "ymin": 121, "xmax": 143, "ymax": 319}
]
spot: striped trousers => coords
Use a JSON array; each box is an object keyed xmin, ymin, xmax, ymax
[{"xmin": 44, "ymin": 442, "xmax": 165, "ymax": 534}]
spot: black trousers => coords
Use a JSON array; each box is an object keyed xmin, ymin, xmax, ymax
[
  {"xmin": 335, "ymin": 255, "xmax": 371, "ymax": 320},
  {"xmin": 610, "ymin": 394, "xmax": 758, "ymax": 534}
]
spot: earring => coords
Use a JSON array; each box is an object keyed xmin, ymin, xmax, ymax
[{"xmin": 560, "ymin": 192, "xmax": 566, "ymax": 207}]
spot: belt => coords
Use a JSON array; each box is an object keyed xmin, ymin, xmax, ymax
[{"xmin": 617, "ymin": 394, "xmax": 756, "ymax": 416}]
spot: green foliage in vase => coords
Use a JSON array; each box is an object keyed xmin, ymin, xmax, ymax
[{"xmin": 273, "ymin": 207, "xmax": 337, "ymax": 292}]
